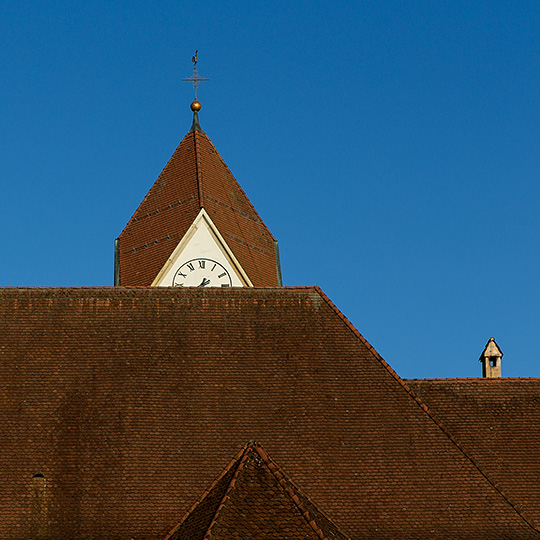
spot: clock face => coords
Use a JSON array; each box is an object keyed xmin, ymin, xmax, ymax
[{"xmin": 172, "ymin": 258, "xmax": 232, "ymax": 287}]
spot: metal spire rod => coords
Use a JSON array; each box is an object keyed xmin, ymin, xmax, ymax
[{"xmin": 182, "ymin": 50, "xmax": 209, "ymax": 101}]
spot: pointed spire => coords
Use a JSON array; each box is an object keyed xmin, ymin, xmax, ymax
[{"xmin": 117, "ymin": 52, "xmax": 281, "ymax": 288}]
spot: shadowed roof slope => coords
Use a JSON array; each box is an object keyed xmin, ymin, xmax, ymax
[
  {"xmin": 116, "ymin": 123, "xmax": 280, "ymax": 287},
  {"xmin": 164, "ymin": 442, "xmax": 348, "ymax": 540},
  {"xmin": 0, "ymin": 287, "xmax": 538, "ymax": 539},
  {"xmin": 406, "ymin": 377, "xmax": 540, "ymax": 530}
]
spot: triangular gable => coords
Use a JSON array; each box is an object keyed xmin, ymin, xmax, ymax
[
  {"xmin": 163, "ymin": 442, "xmax": 349, "ymax": 540},
  {"xmin": 152, "ymin": 208, "xmax": 252, "ymax": 287},
  {"xmin": 481, "ymin": 337, "xmax": 503, "ymax": 358}
]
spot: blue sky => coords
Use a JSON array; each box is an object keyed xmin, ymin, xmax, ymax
[{"xmin": 2, "ymin": 1, "xmax": 539, "ymax": 378}]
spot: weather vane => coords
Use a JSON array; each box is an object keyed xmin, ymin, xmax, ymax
[{"xmin": 182, "ymin": 50, "xmax": 209, "ymax": 102}]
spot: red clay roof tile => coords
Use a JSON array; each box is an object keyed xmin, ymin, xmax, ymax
[{"xmin": 0, "ymin": 287, "xmax": 538, "ymax": 539}]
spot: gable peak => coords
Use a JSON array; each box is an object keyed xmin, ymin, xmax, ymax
[{"xmin": 163, "ymin": 441, "xmax": 349, "ymax": 540}]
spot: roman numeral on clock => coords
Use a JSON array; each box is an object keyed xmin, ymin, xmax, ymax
[{"xmin": 173, "ymin": 259, "xmax": 232, "ymax": 287}]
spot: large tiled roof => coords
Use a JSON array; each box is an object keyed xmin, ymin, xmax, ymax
[
  {"xmin": 0, "ymin": 286, "xmax": 538, "ymax": 539},
  {"xmin": 164, "ymin": 441, "xmax": 349, "ymax": 540},
  {"xmin": 406, "ymin": 377, "xmax": 540, "ymax": 530},
  {"xmin": 116, "ymin": 122, "xmax": 280, "ymax": 287}
]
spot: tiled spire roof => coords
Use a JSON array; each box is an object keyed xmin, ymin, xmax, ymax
[
  {"xmin": 116, "ymin": 116, "xmax": 281, "ymax": 287},
  {"xmin": 163, "ymin": 441, "xmax": 348, "ymax": 540}
]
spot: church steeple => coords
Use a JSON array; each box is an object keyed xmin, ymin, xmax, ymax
[{"xmin": 115, "ymin": 60, "xmax": 281, "ymax": 288}]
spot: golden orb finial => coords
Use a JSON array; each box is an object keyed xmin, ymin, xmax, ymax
[{"xmin": 191, "ymin": 100, "xmax": 202, "ymax": 112}]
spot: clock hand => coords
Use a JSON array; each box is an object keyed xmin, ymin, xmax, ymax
[{"xmin": 197, "ymin": 278, "xmax": 211, "ymax": 287}]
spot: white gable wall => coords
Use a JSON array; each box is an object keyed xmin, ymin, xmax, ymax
[{"xmin": 152, "ymin": 209, "xmax": 251, "ymax": 287}]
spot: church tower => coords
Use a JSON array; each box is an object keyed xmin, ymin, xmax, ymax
[{"xmin": 115, "ymin": 58, "xmax": 282, "ymax": 288}]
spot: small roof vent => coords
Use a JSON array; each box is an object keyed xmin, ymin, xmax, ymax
[{"xmin": 479, "ymin": 337, "xmax": 503, "ymax": 378}]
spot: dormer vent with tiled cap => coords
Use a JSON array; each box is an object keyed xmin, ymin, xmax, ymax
[{"xmin": 480, "ymin": 337, "xmax": 503, "ymax": 378}]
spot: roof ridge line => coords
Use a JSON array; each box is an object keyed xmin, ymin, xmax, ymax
[
  {"xmin": 162, "ymin": 443, "xmax": 250, "ymax": 540},
  {"xmin": 312, "ymin": 286, "xmax": 540, "ymax": 533},
  {"xmin": 253, "ymin": 443, "xmax": 350, "ymax": 540},
  {"xmin": 201, "ymin": 445, "xmax": 251, "ymax": 540},
  {"xmin": 0, "ymin": 286, "xmax": 319, "ymax": 295},
  {"xmin": 193, "ymin": 131, "xmax": 204, "ymax": 209},
  {"xmin": 405, "ymin": 377, "xmax": 540, "ymax": 382},
  {"xmin": 192, "ymin": 130, "xmax": 273, "ymax": 285},
  {"xmin": 197, "ymin": 131, "xmax": 277, "ymax": 243},
  {"xmin": 196, "ymin": 133, "xmax": 265, "ymax": 284},
  {"xmin": 313, "ymin": 286, "xmax": 408, "ymax": 388}
]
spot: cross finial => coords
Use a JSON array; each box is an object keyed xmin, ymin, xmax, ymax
[{"xmin": 182, "ymin": 50, "xmax": 209, "ymax": 101}]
